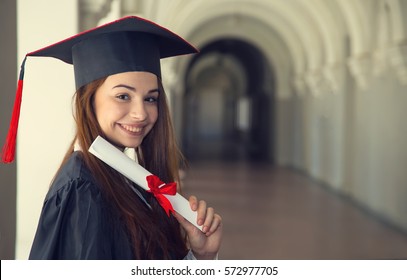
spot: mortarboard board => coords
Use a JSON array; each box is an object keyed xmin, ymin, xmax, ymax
[{"xmin": 1, "ymin": 16, "xmax": 198, "ymax": 163}]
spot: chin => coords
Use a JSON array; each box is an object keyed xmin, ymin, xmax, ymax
[
  {"xmin": 122, "ymin": 140, "xmax": 142, "ymax": 149},
  {"xmin": 104, "ymin": 137, "xmax": 140, "ymax": 150}
]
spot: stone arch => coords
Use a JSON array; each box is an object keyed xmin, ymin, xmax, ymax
[
  {"xmin": 335, "ymin": 0, "xmax": 372, "ymax": 55},
  {"xmin": 387, "ymin": 0, "xmax": 407, "ymax": 42},
  {"xmin": 168, "ymin": 11, "xmax": 295, "ymax": 101},
  {"xmin": 160, "ymin": 0, "xmax": 359, "ymax": 98},
  {"xmin": 300, "ymin": 0, "xmax": 347, "ymax": 65},
  {"xmin": 163, "ymin": 0, "xmax": 306, "ymax": 78}
]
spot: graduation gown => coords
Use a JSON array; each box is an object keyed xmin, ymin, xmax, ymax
[{"xmin": 29, "ymin": 152, "xmax": 136, "ymax": 259}]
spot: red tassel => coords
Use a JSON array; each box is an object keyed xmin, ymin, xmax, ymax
[{"xmin": 2, "ymin": 58, "xmax": 26, "ymax": 163}]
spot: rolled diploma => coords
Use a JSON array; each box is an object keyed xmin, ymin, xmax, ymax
[{"xmin": 89, "ymin": 136, "xmax": 201, "ymax": 231}]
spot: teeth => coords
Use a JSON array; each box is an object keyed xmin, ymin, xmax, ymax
[{"xmin": 121, "ymin": 124, "xmax": 142, "ymax": 133}]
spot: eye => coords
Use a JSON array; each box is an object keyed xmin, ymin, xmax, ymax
[
  {"xmin": 116, "ymin": 94, "xmax": 130, "ymax": 101},
  {"xmin": 145, "ymin": 96, "xmax": 158, "ymax": 103}
]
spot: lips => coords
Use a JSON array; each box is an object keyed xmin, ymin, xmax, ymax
[{"xmin": 119, "ymin": 124, "xmax": 143, "ymax": 134}]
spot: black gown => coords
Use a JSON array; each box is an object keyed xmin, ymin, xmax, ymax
[{"xmin": 29, "ymin": 152, "xmax": 136, "ymax": 259}]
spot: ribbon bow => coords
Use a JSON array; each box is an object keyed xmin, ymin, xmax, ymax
[{"xmin": 146, "ymin": 174, "xmax": 177, "ymax": 216}]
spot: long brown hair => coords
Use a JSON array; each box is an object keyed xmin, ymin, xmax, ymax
[{"xmin": 59, "ymin": 76, "xmax": 187, "ymax": 259}]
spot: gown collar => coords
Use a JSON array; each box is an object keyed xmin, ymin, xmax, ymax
[{"xmin": 73, "ymin": 139, "xmax": 150, "ymax": 208}]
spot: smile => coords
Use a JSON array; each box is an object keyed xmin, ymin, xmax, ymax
[{"xmin": 119, "ymin": 124, "xmax": 143, "ymax": 133}]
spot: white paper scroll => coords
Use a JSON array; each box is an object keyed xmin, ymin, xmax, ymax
[{"xmin": 89, "ymin": 136, "xmax": 201, "ymax": 230}]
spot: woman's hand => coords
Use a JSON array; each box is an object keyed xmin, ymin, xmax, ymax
[{"xmin": 173, "ymin": 195, "xmax": 222, "ymax": 260}]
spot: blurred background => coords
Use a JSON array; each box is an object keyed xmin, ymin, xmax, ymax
[{"xmin": 1, "ymin": 0, "xmax": 407, "ymax": 259}]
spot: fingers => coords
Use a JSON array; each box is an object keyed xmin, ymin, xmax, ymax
[
  {"xmin": 188, "ymin": 195, "xmax": 206, "ymax": 226},
  {"xmin": 197, "ymin": 200, "xmax": 207, "ymax": 226},
  {"xmin": 188, "ymin": 195, "xmax": 198, "ymax": 211},
  {"xmin": 207, "ymin": 213, "xmax": 222, "ymax": 235},
  {"xmin": 176, "ymin": 196, "xmax": 223, "ymax": 259},
  {"xmin": 188, "ymin": 196, "xmax": 221, "ymax": 235},
  {"xmin": 202, "ymin": 207, "xmax": 214, "ymax": 233},
  {"xmin": 189, "ymin": 195, "xmax": 207, "ymax": 226},
  {"xmin": 172, "ymin": 210, "xmax": 198, "ymax": 235}
]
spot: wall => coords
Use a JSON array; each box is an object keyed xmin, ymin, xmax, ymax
[
  {"xmin": 351, "ymin": 68, "xmax": 407, "ymax": 229},
  {"xmin": 16, "ymin": 0, "xmax": 78, "ymax": 259},
  {"xmin": 0, "ymin": 0, "xmax": 17, "ymax": 260}
]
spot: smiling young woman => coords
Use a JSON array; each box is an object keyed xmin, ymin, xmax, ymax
[
  {"xmin": 46, "ymin": 73, "xmax": 189, "ymax": 259},
  {"xmin": 93, "ymin": 72, "xmax": 159, "ymax": 149},
  {"xmin": 3, "ymin": 16, "xmax": 222, "ymax": 260}
]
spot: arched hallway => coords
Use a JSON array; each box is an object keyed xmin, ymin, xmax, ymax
[
  {"xmin": 182, "ymin": 38, "xmax": 274, "ymax": 162},
  {"xmin": 182, "ymin": 160, "xmax": 407, "ymax": 259},
  {"xmin": 2, "ymin": 0, "xmax": 407, "ymax": 260}
]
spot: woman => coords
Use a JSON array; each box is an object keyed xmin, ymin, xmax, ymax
[{"xmin": 3, "ymin": 16, "xmax": 222, "ymax": 259}]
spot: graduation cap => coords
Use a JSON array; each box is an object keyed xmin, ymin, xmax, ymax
[{"xmin": 2, "ymin": 16, "xmax": 198, "ymax": 163}]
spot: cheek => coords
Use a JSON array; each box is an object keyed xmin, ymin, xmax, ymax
[
  {"xmin": 94, "ymin": 101, "xmax": 108, "ymax": 127},
  {"xmin": 94, "ymin": 96, "xmax": 122, "ymax": 125},
  {"xmin": 94, "ymin": 100, "xmax": 115, "ymax": 133}
]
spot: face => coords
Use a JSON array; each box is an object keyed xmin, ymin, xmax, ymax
[{"xmin": 94, "ymin": 71, "xmax": 159, "ymax": 149}]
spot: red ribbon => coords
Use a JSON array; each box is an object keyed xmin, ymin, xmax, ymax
[{"xmin": 146, "ymin": 175, "xmax": 177, "ymax": 216}]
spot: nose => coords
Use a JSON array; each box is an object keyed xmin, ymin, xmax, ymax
[{"xmin": 129, "ymin": 100, "xmax": 147, "ymax": 121}]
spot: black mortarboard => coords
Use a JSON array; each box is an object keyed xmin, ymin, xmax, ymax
[{"xmin": 1, "ymin": 16, "xmax": 198, "ymax": 163}]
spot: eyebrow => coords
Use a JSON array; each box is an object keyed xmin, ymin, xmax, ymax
[
  {"xmin": 113, "ymin": 84, "xmax": 160, "ymax": 94},
  {"xmin": 112, "ymin": 84, "xmax": 136, "ymax": 91}
]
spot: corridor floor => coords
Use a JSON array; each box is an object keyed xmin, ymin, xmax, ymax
[{"xmin": 181, "ymin": 160, "xmax": 407, "ymax": 259}]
